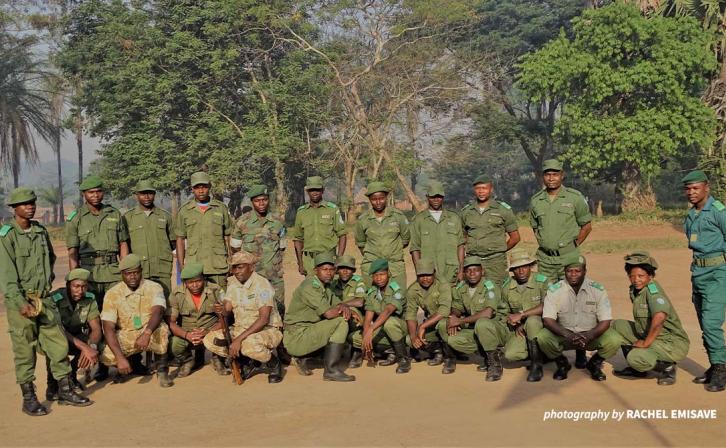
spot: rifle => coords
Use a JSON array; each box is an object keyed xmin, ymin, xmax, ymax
[{"xmin": 216, "ymin": 306, "xmax": 243, "ymax": 385}]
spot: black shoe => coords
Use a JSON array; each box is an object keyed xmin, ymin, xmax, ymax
[
  {"xmin": 244, "ymin": 360, "xmax": 267, "ymax": 380},
  {"xmin": 323, "ymin": 343, "xmax": 356, "ymax": 382},
  {"xmin": 267, "ymin": 350, "xmax": 283, "ymax": 384},
  {"xmin": 391, "ymin": 339, "xmax": 411, "ymax": 374},
  {"xmin": 613, "ymin": 346, "xmax": 647, "ymax": 378},
  {"xmin": 706, "ymin": 364, "xmax": 726, "ymax": 392},
  {"xmin": 21, "ymin": 383, "xmax": 48, "ymax": 416},
  {"xmin": 45, "ymin": 377, "xmax": 59, "ymax": 401},
  {"xmin": 212, "ymin": 355, "xmax": 231, "ymax": 376},
  {"xmin": 441, "ymin": 343, "xmax": 456, "ymax": 374},
  {"xmin": 526, "ymin": 340, "xmax": 543, "ymax": 382},
  {"xmin": 575, "ymin": 349, "xmax": 587, "ymax": 369},
  {"xmin": 94, "ymin": 363, "xmax": 109, "ymax": 382},
  {"xmin": 348, "ymin": 349, "xmax": 363, "ymax": 369},
  {"xmin": 177, "ymin": 358, "xmax": 195, "ymax": 378},
  {"xmin": 378, "ymin": 349, "xmax": 397, "ymax": 367},
  {"xmin": 485, "ymin": 350, "xmax": 503, "ymax": 382},
  {"xmin": 427, "ymin": 342, "xmax": 444, "ymax": 366},
  {"xmin": 694, "ymin": 366, "xmax": 713, "ymax": 384},
  {"xmin": 553, "ymin": 355, "xmax": 571, "ymax": 380},
  {"xmin": 293, "ymin": 357, "xmax": 314, "ymax": 376},
  {"xmin": 58, "ymin": 376, "xmax": 93, "ymax": 406},
  {"xmin": 653, "ymin": 361, "xmax": 676, "ymax": 386},
  {"xmin": 586, "ymin": 353, "xmax": 607, "ymax": 381}
]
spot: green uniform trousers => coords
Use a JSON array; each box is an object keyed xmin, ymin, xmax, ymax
[
  {"xmin": 7, "ymin": 299, "xmax": 71, "ymax": 384},
  {"xmin": 612, "ymin": 320, "xmax": 689, "ymax": 372},
  {"xmin": 503, "ymin": 316, "xmax": 543, "ymax": 361},
  {"xmin": 535, "ymin": 247, "xmax": 582, "ymax": 282},
  {"xmin": 270, "ymin": 278, "xmax": 285, "ymax": 317},
  {"xmin": 283, "ymin": 317, "xmax": 349, "ymax": 357},
  {"xmin": 692, "ymin": 268, "xmax": 726, "ymax": 364},
  {"xmin": 170, "ymin": 335, "xmax": 203, "ymax": 363},
  {"xmin": 302, "ymin": 249, "xmax": 337, "ymax": 276},
  {"xmin": 351, "ymin": 316, "xmax": 407, "ymax": 349},
  {"xmin": 536, "ymin": 327, "xmax": 621, "ymax": 360},
  {"xmin": 478, "ymin": 253, "xmax": 508, "ymax": 285},
  {"xmin": 89, "ymin": 280, "xmax": 117, "ymax": 311},
  {"xmin": 448, "ymin": 318, "xmax": 509, "ymax": 354}
]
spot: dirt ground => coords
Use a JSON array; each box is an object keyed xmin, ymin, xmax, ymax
[{"xmin": 1, "ymin": 222, "xmax": 725, "ymax": 447}]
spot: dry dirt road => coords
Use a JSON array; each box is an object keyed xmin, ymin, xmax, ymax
[{"xmin": 1, "ymin": 223, "xmax": 724, "ymax": 447}]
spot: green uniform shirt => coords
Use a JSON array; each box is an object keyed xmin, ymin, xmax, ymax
[
  {"xmin": 123, "ymin": 206, "xmax": 174, "ymax": 279},
  {"xmin": 230, "ymin": 211, "xmax": 286, "ymax": 280},
  {"xmin": 65, "ymin": 204, "xmax": 129, "ymax": 282},
  {"xmin": 452, "ymin": 279, "xmax": 501, "ymax": 320},
  {"xmin": 174, "ymin": 199, "xmax": 232, "ymax": 275},
  {"xmin": 684, "ymin": 196, "xmax": 726, "ymax": 276},
  {"xmin": 410, "ymin": 209, "xmax": 464, "ymax": 281},
  {"xmin": 169, "ymin": 283, "xmax": 221, "ymax": 332},
  {"xmin": 461, "ymin": 201, "xmax": 517, "ymax": 257},
  {"xmin": 529, "ymin": 187, "xmax": 591, "ymax": 252},
  {"xmin": 284, "ymin": 276, "xmax": 336, "ymax": 328},
  {"xmin": 630, "ymin": 281, "xmax": 689, "ymax": 343},
  {"xmin": 290, "ymin": 202, "xmax": 346, "ymax": 253},
  {"xmin": 500, "ymin": 274, "xmax": 549, "ymax": 315},
  {"xmin": 331, "ymin": 274, "xmax": 367, "ymax": 304},
  {"xmin": 355, "ymin": 208, "xmax": 410, "ymax": 264},
  {"xmin": 404, "ymin": 278, "xmax": 452, "ymax": 321},
  {"xmin": 0, "ymin": 220, "xmax": 56, "ymax": 308},
  {"xmin": 364, "ymin": 281, "xmax": 405, "ymax": 316},
  {"xmin": 50, "ymin": 288, "xmax": 99, "ymax": 336}
]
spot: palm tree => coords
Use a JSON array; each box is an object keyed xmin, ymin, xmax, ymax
[
  {"xmin": 46, "ymin": 74, "xmax": 66, "ymax": 223},
  {"xmin": 37, "ymin": 185, "xmax": 61, "ymax": 224}
]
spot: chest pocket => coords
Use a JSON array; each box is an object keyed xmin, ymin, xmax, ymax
[
  {"xmin": 211, "ymin": 213, "xmax": 224, "ymax": 236},
  {"xmin": 102, "ymin": 218, "xmax": 119, "ymax": 246},
  {"xmin": 557, "ymin": 206, "xmax": 575, "ymax": 218},
  {"xmin": 633, "ymin": 304, "xmax": 650, "ymax": 318}
]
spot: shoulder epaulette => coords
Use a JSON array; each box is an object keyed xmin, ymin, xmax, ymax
[
  {"xmin": 499, "ymin": 201, "xmax": 512, "ymax": 210},
  {"xmin": 389, "ymin": 281, "xmax": 400, "ymax": 291},
  {"xmin": 84, "ymin": 292, "xmax": 96, "ymax": 300},
  {"xmin": 461, "ymin": 203, "xmax": 473, "ymax": 211},
  {"xmin": 535, "ymin": 273, "xmax": 547, "ymax": 283},
  {"xmin": 311, "ymin": 278, "xmax": 321, "ymax": 289},
  {"xmin": 590, "ymin": 281, "xmax": 604, "ymax": 291},
  {"xmin": 714, "ymin": 200, "xmax": 726, "ymax": 211},
  {"xmin": 565, "ymin": 187, "xmax": 585, "ymax": 196},
  {"xmin": 0, "ymin": 224, "xmax": 11, "ymax": 237},
  {"xmin": 352, "ymin": 274, "xmax": 362, "ymax": 282},
  {"xmin": 66, "ymin": 210, "xmax": 78, "ymax": 221},
  {"xmin": 647, "ymin": 283, "xmax": 659, "ymax": 294},
  {"xmin": 455, "ymin": 281, "xmax": 465, "ymax": 290},
  {"xmin": 548, "ymin": 282, "xmax": 563, "ymax": 292},
  {"xmin": 326, "ymin": 201, "xmax": 338, "ymax": 208},
  {"xmin": 297, "ymin": 204, "xmax": 307, "ymax": 210},
  {"xmin": 484, "ymin": 280, "xmax": 495, "ymax": 290},
  {"xmin": 52, "ymin": 292, "xmax": 64, "ymax": 302},
  {"xmin": 502, "ymin": 277, "xmax": 511, "ymax": 287}
]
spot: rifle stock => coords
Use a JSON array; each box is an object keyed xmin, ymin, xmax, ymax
[{"xmin": 217, "ymin": 309, "xmax": 244, "ymax": 385}]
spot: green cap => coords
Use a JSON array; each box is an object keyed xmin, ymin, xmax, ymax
[
  {"xmin": 119, "ymin": 254, "xmax": 142, "ymax": 271},
  {"xmin": 509, "ymin": 249, "xmax": 537, "ymax": 270},
  {"xmin": 65, "ymin": 268, "xmax": 91, "ymax": 282},
  {"xmin": 624, "ymin": 251, "xmax": 658, "ymax": 270},
  {"xmin": 366, "ymin": 181, "xmax": 390, "ymax": 196},
  {"xmin": 369, "ymin": 258, "xmax": 389, "ymax": 275},
  {"xmin": 681, "ymin": 170, "xmax": 708, "ymax": 185},
  {"xmin": 426, "ymin": 181, "xmax": 445, "ymax": 197},
  {"xmin": 562, "ymin": 252, "xmax": 586, "ymax": 268},
  {"xmin": 463, "ymin": 256, "xmax": 482, "ymax": 268},
  {"xmin": 313, "ymin": 252, "xmax": 335, "ymax": 267},
  {"xmin": 79, "ymin": 175, "xmax": 103, "ymax": 191},
  {"xmin": 542, "ymin": 159, "xmax": 563, "ymax": 172},
  {"xmin": 6, "ymin": 187, "xmax": 37, "ymax": 206},
  {"xmin": 472, "ymin": 175, "xmax": 492, "ymax": 186},
  {"xmin": 180, "ymin": 262, "xmax": 205, "ymax": 280},
  {"xmin": 134, "ymin": 180, "xmax": 156, "ymax": 193},
  {"xmin": 305, "ymin": 176, "xmax": 324, "ymax": 190},
  {"xmin": 336, "ymin": 255, "xmax": 357, "ymax": 270},
  {"xmin": 191, "ymin": 171, "xmax": 211, "ymax": 187},
  {"xmin": 415, "ymin": 258, "xmax": 436, "ymax": 275},
  {"xmin": 247, "ymin": 184, "xmax": 269, "ymax": 199}
]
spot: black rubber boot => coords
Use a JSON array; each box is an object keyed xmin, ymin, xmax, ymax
[
  {"xmin": 94, "ymin": 363, "xmax": 109, "ymax": 382},
  {"xmin": 293, "ymin": 357, "xmax": 313, "ymax": 376},
  {"xmin": 694, "ymin": 365, "xmax": 713, "ymax": 384},
  {"xmin": 427, "ymin": 342, "xmax": 444, "ymax": 366},
  {"xmin": 706, "ymin": 364, "xmax": 726, "ymax": 392},
  {"xmin": 476, "ymin": 347, "xmax": 488, "ymax": 372},
  {"xmin": 348, "ymin": 349, "xmax": 363, "ymax": 369},
  {"xmin": 553, "ymin": 355, "xmax": 571, "ymax": 380},
  {"xmin": 378, "ymin": 348, "xmax": 397, "ymax": 366},
  {"xmin": 575, "ymin": 349, "xmax": 587, "ymax": 369},
  {"xmin": 129, "ymin": 353, "xmax": 149, "ymax": 376},
  {"xmin": 267, "ymin": 350, "xmax": 283, "ymax": 384},
  {"xmin": 613, "ymin": 346, "xmax": 647, "ymax": 378},
  {"xmin": 177, "ymin": 357, "xmax": 195, "ymax": 378},
  {"xmin": 526, "ymin": 340, "xmax": 543, "ymax": 382},
  {"xmin": 58, "ymin": 376, "xmax": 93, "ymax": 406},
  {"xmin": 485, "ymin": 350, "xmax": 503, "ymax": 382},
  {"xmin": 323, "ymin": 343, "xmax": 356, "ymax": 382},
  {"xmin": 212, "ymin": 354, "xmax": 231, "ymax": 376},
  {"xmin": 392, "ymin": 339, "xmax": 411, "ymax": 374},
  {"xmin": 21, "ymin": 383, "xmax": 48, "ymax": 416},
  {"xmin": 653, "ymin": 361, "xmax": 676, "ymax": 386},
  {"xmin": 244, "ymin": 359, "xmax": 267, "ymax": 380},
  {"xmin": 156, "ymin": 354, "xmax": 174, "ymax": 388},
  {"xmin": 441, "ymin": 343, "xmax": 456, "ymax": 374},
  {"xmin": 586, "ymin": 353, "xmax": 607, "ymax": 381}
]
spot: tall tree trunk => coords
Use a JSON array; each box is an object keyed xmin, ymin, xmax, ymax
[
  {"xmin": 75, "ymin": 110, "xmax": 83, "ymax": 204},
  {"xmin": 171, "ymin": 190, "xmax": 180, "ymax": 216},
  {"xmin": 11, "ymin": 127, "xmax": 19, "ymax": 188},
  {"xmin": 344, "ymin": 158, "xmax": 358, "ymax": 224},
  {"xmin": 55, "ymin": 128, "xmax": 64, "ymax": 224},
  {"xmin": 274, "ymin": 159, "xmax": 289, "ymax": 218},
  {"xmin": 619, "ymin": 162, "xmax": 656, "ymax": 213}
]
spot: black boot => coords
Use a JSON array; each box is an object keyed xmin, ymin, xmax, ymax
[
  {"xmin": 378, "ymin": 348, "xmax": 397, "ymax": 367},
  {"xmin": 694, "ymin": 365, "xmax": 713, "ymax": 384},
  {"xmin": 392, "ymin": 339, "xmax": 411, "ymax": 374},
  {"xmin": 476, "ymin": 347, "xmax": 488, "ymax": 372},
  {"xmin": 323, "ymin": 343, "xmax": 356, "ymax": 382},
  {"xmin": 212, "ymin": 354, "xmax": 231, "ymax": 376},
  {"xmin": 348, "ymin": 349, "xmax": 363, "ymax": 369},
  {"xmin": 293, "ymin": 357, "xmax": 313, "ymax": 376},
  {"xmin": 586, "ymin": 353, "xmax": 607, "ymax": 381},
  {"xmin": 58, "ymin": 376, "xmax": 93, "ymax": 406},
  {"xmin": 613, "ymin": 346, "xmax": 648, "ymax": 378},
  {"xmin": 46, "ymin": 376, "xmax": 59, "ymax": 401},
  {"xmin": 156, "ymin": 354, "xmax": 174, "ymax": 388},
  {"xmin": 177, "ymin": 357, "xmax": 195, "ymax": 378},
  {"xmin": 20, "ymin": 383, "xmax": 47, "ymax": 416},
  {"xmin": 553, "ymin": 355, "xmax": 571, "ymax": 380},
  {"xmin": 129, "ymin": 353, "xmax": 149, "ymax": 376},
  {"xmin": 244, "ymin": 359, "xmax": 267, "ymax": 380},
  {"xmin": 442, "ymin": 343, "xmax": 456, "ymax": 375},
  {"xmin": 526, "ymin": 340, "xmax": 543, "ymax": 382},
  {"xmin": 654, "ymin": 361, "xmax": 676, "ymax": 386},
  {"xmin": 485, "ymin": 350, "xmax": 503, "ymax": 381},
  {"xmin": 94, "ymin": 363, "xmax": 109, "ymax": 382},
  {"xmin": 706, "ymin": 364, "xmax": 726, "ymax": 392},
  {"xmin": 427, "ymin": 342, "xmax": 444, "ymax": 366},
  {"xmin": 575, "ymin": 349, "xmax": 587, "ymax": 369},
  {"xmin": 267, "ymin": 350, "xmax": 283, "ymax": 384}
]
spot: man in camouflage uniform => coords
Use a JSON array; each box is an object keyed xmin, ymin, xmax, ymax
[
  {"xmin": 168, "ymin": 263, "xmax": 223, "ymax": 378},
  {"xmin": 330, "ymin": 255, "xmax": 367, "ymax": 368},
  {"xmin": 100, "ymin": 254, "xmax": 173, "ymax": 387},
  {"xmin": 123, "ymin": 180, "xmax": 175, "ymax": 297},
  {"xmin": 410, "ymin": 181, "xmax": 465, "ymax": 284},
  {"xmin": 205, "ymin": 251, "xmax": 284, "ymax": 383},
  {"xmin": 291, "ymin": 176, "xmax": 347, "ymax": 276},
  {"xmin": 355, "ymin": 181, "xmax": 410, "ymax": 288},
  {"xmin": 1, "ymin": 188, "xmax": 91, "ymax": 416},
  {"xmin": 175, "ymin": 171, "xmax": 232, "ymax": 289},
  {"xmin": 461, "ymin": 175, "xmax": 520, "ymax": 285},
  {"xmin": 230, "ymin": 184, "xmax": 286, "ymax": 317}
]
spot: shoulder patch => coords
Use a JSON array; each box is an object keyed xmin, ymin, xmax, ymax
[
  {"xmin": 85, "ymin": 292, "xmax": 95, "ymax": 300},
  {"xmin": 535, "ymin": 273, "xmax": 547, "ymax": 283},
  {"xmin": 484, "ymin": 280, "xmax": 494, "ymax": 290},
  {"xmin": 389, "ymin": 281, "xmax": 400, "ymax": 291},
  {"xmin": 502, "ymin": 277, "xmax": 511, "ymax": 287},
  {"xmin": 455, "ymin": 281, "xmax": 465, "ymax": 290},
  {"xmin": 297, "ymin": 204, "xmax": 307, "ymax": 210},
  {"xmin": 548, "ymin": 282, "xmax": 563, "ymax": 292},
  {"xmin": 66, "ymin": 210, "xmax": 78, "ymax": 221},
  {"xmin": 590, "ymin": 281, "xmax": 604, "ymax": 291},
  {"xmin": 462, "ymin": 203, "xmax": 473, "ymax": 211},
  {"xmin": 312, "ymin": 278, "xmax": 321, "ymax": 289},
  {"xmin": 0, "ymin": 224, "xmax": 11, "ymax": 237},
  {"xmin": 352, "ymin": 274, "xmax": 361, "ymax": 282},
  {"xmin": 714, "ymin": 200, "xmax": 725, "ymax": 211},
  {"xmin": 52, "ymin": 292, "xmax": 64, "ymax": 302},
  {"xmin": 647, "ymin": 283, "xmax": 659, "ymax": 294},
  {"xmin": 499, "ymin": 201, "xmax": 512, "ymax": 210},
  {"xmin": 326, "ymin": 201, "xmax": 338, "ymax": 208}
]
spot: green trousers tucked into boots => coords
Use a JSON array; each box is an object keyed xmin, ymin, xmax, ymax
[
  {"xmin": 283, "ymin": 317, "xmax": 349, "ymax": 357},
  {"xmin": 536, "ymin": 327, "xmax": 621, "ymax": 360},
  {"xmin": 612, "ymin": 319, "xmax": 688, "ymax": 371}
]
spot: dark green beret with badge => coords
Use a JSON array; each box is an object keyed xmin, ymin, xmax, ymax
[
  {"xmin": 624, "ymin": 251, "xmax": 659, "ymax": 270},
  {"xmin": 6, "ymin": 187, "xmax": 37, "ymax": 206},
  {"xmin": 247, "ymin": 184, "xmax": 269, "ymax": 199},
  {"xmin": 180, "ymin": 262, "xmax": 205, "ymax": 280},
  {"xmin": 79, "ymin": 175, "xmax": 103, "ymax": 191},
  {"xmin": 369, "ymin": 258, "xmax": 389, "ymax": 275},
  {"xmin": 681, "ymin": 170, "xmax": 708, "ymax": 185}
]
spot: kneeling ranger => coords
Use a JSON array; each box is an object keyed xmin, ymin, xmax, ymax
[{"xmin": 330, "ymin": 255, "xmax": 367, "ymax": 368}]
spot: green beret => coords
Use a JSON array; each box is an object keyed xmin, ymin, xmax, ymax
[
  {"xmin": 336, "ymin": 255, "xmax": 357, "ymax": 270},
  {"xmin": 119, "ymin": 254, "xmax": 142, "ymax": 272},
  {"xmin": 681, "ymin": 170, "xmax": 708, "ymax": 185},
  {"xmin": 416, "ymin": 258, "xmax": 436, "ymax": 275},
  {"xmin": 181, "ymin": 262, "xmax": 205, "ymax": 280},
  {"xmin": 463, "ymin": 256, "xmax": 482, "ymax": 268},
  {"xmin": 426, "ymin": 181, "xmax": 445, "ymax": 197},
  {"xmin": 366, "ymin": 181, "xmax": 390, "ymax": 196},
  {"xmin": 369, "ymin": 258, "xmax": 389, "ymax": 275},
  {"xmin": 79, "ymin": 175, "xmax": 103, "ymax": 191},
  {"xmin": 472, "ymin": 175, "xmax": 492, "ymax": 186},
  {"xmin": 313, "ymin": 252, "xmax": 335, "ymax": 267},
  {"xmin": 509, "ymin": 249, "xmax": 537, "ymax": 269},
  {"xmin": 65, "ymin": 268, "xmax": 91, "ymax": 282},
  {"xmin": 562, "ymin": 252, "xmax": 586, "ymax": 268},
  {"xmin": 191, "ymin": 171, "xmax": 211, "ymax": 187},
  {"xmin": 305, "ymin": 176, "xmax": 324, "ymax": 190},
  {"xmin": 624, "ymin": 251, "xmax": 658, "ymax": 270},
  {"xmin": 247, "ymin": 184, "xmax": 269, "ymax": 199},
  {"xmin": 542, "ymin": 159, "xmax": 564, "ymax": 172},
  {"xmin": 134, "ymin": 180, "xmax": 156, "ymax": 193},
  {"xmin": 6, "ymin": 187, "xmax": 37, "ymax": 206}
]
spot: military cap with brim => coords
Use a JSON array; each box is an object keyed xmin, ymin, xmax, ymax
[
  {"xmin": 624, "ymin": 251, "xmax": 659, "ymax": 270},
  {"xmin": 66, "ymin": 268, "xmax": 91, "ymax": 282},
  {"xmin": 314, "ymin": 253, "xmax": 335, "ymax": 267},
  {"xmin": 79, "ymin": 175, "xmax": 103, "ymax": 191},
  {"xmin": 134, "ymin": 180, "xmax": 157, "ymax": 193},
  {"xmin": 416, "ymin": 259, "xmax": 436, "ymax": 275},
  {"xmin": 180, "ymin": 263, "xmax": 205, "ymax": 280},
  {"xmin": 366, "ymin": 181, "xmax": 390, "ymax": 196},
  {"xmin": 336, "ymin": 255, "xmax": 357, "ymax": 270},
  {"xmin": 472, "ymin": 175, "xmax": 492, "ymax": 186},
  {"xmin": 463, "ymin": 256, "xmax": 482, "ymax": 268},
  {"xmin": 191, "ymin": 171, "xmax": 211, "ymax": 187},
  {"xmin": 509, "ymin": 249, "xmax": 537, "ymax": 269},
  {"xmin": 6, "ymin": 187, "xmax": 37, "ymax": 206},
  {"xmin": 681, "ymin": 170, "xmax": 708, "ymax": 185},
  {"xmin": 247, "ymin": 184, "xmax": 269, "ymax": 199},
  {"xmin": 369, "ymin": 259, "xmax": 389, "ymax": 275},
  {"xmin": 229, "ymin": 251, "xmax": 259, "ymax": 266},
  {"xmin": 119, "ymin": 254, "xmax": 142, "ymax": 271},
  {"xmin": 426, "ymin": 181, "xmax": 445, "ymax": 197},
  {"xmin": 305, "ymin": 176, "xmax": 324, "ymax": 190},
  {"xmin": 562, "ymin": 252, "xmax": 586, "ymax": 268},
  {"xmin": 542, "ymin": 159, "xmax": 564, "ymax": 172}
]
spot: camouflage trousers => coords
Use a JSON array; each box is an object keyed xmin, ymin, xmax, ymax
[
  {"xmin": 203, "ymin": 326, "xmax": 283, "ymax": 363},
  {"xmin": 100, "ymin": 323, "xmax": 170, "ymax": 366}
]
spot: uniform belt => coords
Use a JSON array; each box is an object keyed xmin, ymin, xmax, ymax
[
  {"xmin": 693, "ymin": 254, "xmax": 726, "ymax": 268},
  {"xmin": 80, "ymin": 253, "xmax": 118, "ymax": 265},
  {"xmin": 302, "ymin": 251, "xmax": 319, "ymax": 256},
  {"xmin": 540, "ymin": 243, "xmax": 576, "ymax": 257}
]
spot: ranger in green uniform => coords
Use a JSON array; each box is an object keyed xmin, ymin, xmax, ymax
[
  {"xmin": 66, "ymin": 175, "xmax": 129, "ymax": 309},
  {"xmin": 461, "ymin": 175, "xmax": 520, "ymax": 285},
  {"xmin": 230, "ymin": 184, "xmax": 286, "ymax": 316},
  {"xmin": 175, "ymin": 171, "xmax": 232, "ymax": 289},
  {"xmin": 291, "ymin": 176, "xmax": 347, "ymax": 276},
  {"xmin": 499, "ymin": 249, "xmax": 549, "ymax": 382},
  {"xmin": 612, "ymin": 251, "xmax": 690, "ymax": 386},
  {"xmin": 682, "ymin": 170, "xmax": 726, "ymax": 391},
  {"xmin": 283, "ymin": 254, "xmax": 356, "ymax": 382},
  {"xmin": 448, "ymin": 256, "xmax": 508, "ymax": 381},
  {"xmin": 405, "ymin": 259, "xmax": 455, "ymax": 374},
  {"xmin": 1, "ymin": 188, "xmax": 91, "ymax": 416},
  {"xmin": 123, "ymin": 180, "xmax": 175, "ymax": 297},
  {"xmin": 330, "ymin": 255, "xmax": 367, "ymax": 368},
  {"xmin": 410, "ymin": 181, "xmax": 465, "ymax": 284},
  {"xmin": 355, "ymin": 181, "xmax": 410, "ymax": 288}
]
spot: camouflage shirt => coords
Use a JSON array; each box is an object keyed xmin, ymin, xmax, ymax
[
  {"xmin": 100, "ymin": 279, "xmax": 166, "ymax": 330},
  {"xmin": 230, "ymin": 211, "xmax": 285, "ymax": 281}
]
